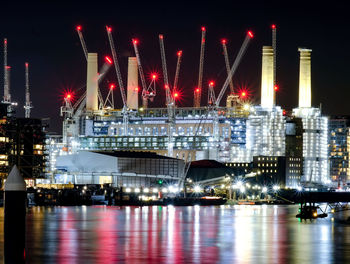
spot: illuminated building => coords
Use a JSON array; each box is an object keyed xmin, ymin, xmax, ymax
[
  {"xmin": 293, "ymin": 48, "xmax": 329, "ymax": 185},
  {"xmin": 0, "ymin": 103, "xmax": 46, "ymax": 187},
  {"xmin": 253, "ymin": 156, "xmax": 286, "ymax": 186},
  {"xmin": 285, "ymin": 117, "xmax": 303, "ymax": 188},
  {"xmin": 328, "ymin": 117, "xmax": 350, "ymax": 185},
  {"xmin": 55, "ymin": 150, "xmax": 184, "ymax": 187}
]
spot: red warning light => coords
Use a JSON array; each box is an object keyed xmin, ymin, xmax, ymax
[
  {"xmin": 159, "ymin": 34, "xmax": 163, "ymax": 39},
  {"xmin": 201, "ymin": 26, "xmax": 206, "ymax": 31},
  {"xmin": 221, "ymin": 39, "xmax": 227, "ymax": 45},
  {"xmin": 109, "ymin": 84, "xmax": 115, "ymax": 90},
  {"xmin": 105, "ymin": 56, "xmax": 113, "ymax": 64},
  {"xmin": 274, "ymin": 85, "xmax": 279, "ymax": 91},
  {"xmin": 76, "ymin": 25, "xmax": 82, "ymax": 31},
  {"xmin": 66, "ymin": 93, "xmax": 72, "ymax": 100},
  {"xmin": 25, "ymin": 62, "xmax": 29, "ymax": 67},
  {"xmin": 241, "ymin": 91, "xmax": 247, "ymax": 97},
  {"xmin": 195, "ymin": 88, "xmax": 200, "ymax": 93},
  {"xmin": 151, "ymin": 73, "xmax": 158, "ymax": 80},
  {"xmin": 132, "ymin": 39, "xmax": 138, "ymax": 45},
  {"xmin": 283, "ymin": 110, "xmax": 286, "ymax": 116},
  {"xmin": 177, "ymin": 50, "xmax": 182, "ymax": 56},
  {"xmin": 4, "ymin": 39, "xmax": 7, "ymax": 44},
  {"xmin": 271, "ymin": 24, "xmax": 276, "ymax": 29},
  {"xmin": 134, "ymin": 87, "xmax": 139, "ymax": 92},
  {"xmin": 247, "ymin": 31, "xmax": 254, "ymax": 38},
  {"xmin": 174, "ymin": 92, "xmax": 179, "ymax": 98},
  {"xmin": 106, "ymin": 26, "xmax": 112, "ymax": 32},
  {"xmin": 209, "ymin": 81, "xmax": 215, "ymax": 86}
]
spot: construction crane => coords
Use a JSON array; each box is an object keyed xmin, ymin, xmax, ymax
[
  {"xmin": 272, "ymin": 24, "xmax": 277, "ymax": 88},
  {"xmin": 173, "ymin": 50, "xmax": 182, "ymax": 95},
  {"xmin": 159, "ymin": 34, "xmax": 175, "ymax": 157},
  {"xmin": 271, "ymin": 24, "xmax": 278, "ymax": 106},
  {"xmin": 76, "ymin": 26, "xmax": 88, "ymax": 61},
  {"xmin": 131, "ymin": 38, "xmax": 156, "ymax": 109},
  {"xmin": 105, "ymin": 26, "xmax": 129, "ymax": 135},
  {"xmin": 24, "ymin": 62, "xmax": 33, "ymax": 118},
  {"xmin": 221, "ymin": 39, "xmax": 235, "ymax": 94},
  {"xmin": 194, "ymin": 27, "xmax": 206, "ymax": 107},
  {"xmin": 212, "ymin": 31, "xmax": 254, "ymax": 159},
  {"xmin": 3, "ymin": 38, "xmax": 10, "ymax": 103},
  {"xmin": 207, "ymin": 81, "xmax": 216, "ymax": 106}
]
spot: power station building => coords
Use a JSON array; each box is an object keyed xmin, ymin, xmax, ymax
[{"xmin": 53, "ymin": 33, "xmax": 331, "ymax": 189}]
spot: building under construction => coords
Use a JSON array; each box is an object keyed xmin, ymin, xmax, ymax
[{"xmin": 52, "ymin": 25, "xmax": 330, "ymax": 188}]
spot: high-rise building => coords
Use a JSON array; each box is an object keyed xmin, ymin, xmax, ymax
[{"xmin": 329, "ymin": 116, "xmax": 350, "ymax": 186}]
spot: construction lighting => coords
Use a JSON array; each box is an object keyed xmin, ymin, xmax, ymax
[
  {"xmin": 194, "ymin": 185, "xmax": 201, "ymax": 193},
  {"xmin": 240, "ymin": 186, "xmax": 246, "ymax": 193},
  {"xmin": 162, "ymin": 188, "xmax": 168, "ymax": 193},
  {"xmin": 169, "ymin": 186, "xmax": 178, "ymax": 193},
  {"xmin": 143, "ymin": 188, "xmax": 149, "ymax": 193},
  {"xmin": 126, "ymin": 188, "xmax": 131, "ymax": 193},
  {"xmin": 296, "ymin": 186, "xmax": 302, "ymax": 191},
  {"xmin": 135, "ymin": 188, "xmax": 140, "ymax": 193},
  {"xmin": 152, "ymin": 188, "xmax": 158, "ymax": 193},
  {"xmin": 262, "ymin": 187, "xmax": 268, "ymax": 193},
  {"xmin": 273, "ymin": 185, "xmax": 280, "ymax": 191}
]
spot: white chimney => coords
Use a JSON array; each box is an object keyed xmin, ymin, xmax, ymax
[
  {"xmin": 86, "ymin": 53, "xmax": 98, "ymax": 111},
  {"xmin": 261, "ymin": 46, "xmax": 274, "ymax": 108},
  {"xmin": 298, "ymin": 48, "xmax": 312, "ymax": 108},
  {"xmin": 127, "ymin": 57, "xmax": 138, "ymax": 109}
]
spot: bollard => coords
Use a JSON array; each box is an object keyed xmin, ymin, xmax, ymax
[{"xmin": 4, "ymin": 165, "xmax": 26, "ymax": 264}]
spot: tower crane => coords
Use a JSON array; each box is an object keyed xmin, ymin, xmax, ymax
[
  {"xmin": 106, "ymin": 26, "xmax": 128, "ymax": 135},
  {"xmin": 272, "ymin": 24, "xmax": 278, "ymax": 106},
  {"xmin": 221, "ymin": 39, "xmax": 235, "ymax": 94},
  {"xmin": 3, "ymin": 38, "xmax": 10, "ymax": 103},
  {"xmin": 194, "ymin": 27, "xmax": 206, "ymax": 107},
  {"xmin": 212, "ymin": 31, "xmax": 254, "ymax": 159},
  {"xmin": 24, "ymin": 62, "xmax": 33, "ymax": 118},
  {"xmin": 173, "ymin": 50, "xmax": 182, "ymax": 96},
  {"xmin": 131, "ymin": 38, "xmax": 156, "ymax": 109},
  {"xmin": 76, "ymin": 26, "xmax": 88, "ymax": 61},
  {"xmin": 159, "ymin": 34, "xmax": 175, "ymax": 157}
]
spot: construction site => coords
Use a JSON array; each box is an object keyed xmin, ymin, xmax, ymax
[{"xmin": 2, "ymin": 24, "xmax": 331, "ymax": 192}]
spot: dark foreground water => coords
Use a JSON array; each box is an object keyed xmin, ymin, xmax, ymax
[{"xmin": 1, "ymin": 205, "xmax": 350, "ymax": 263}]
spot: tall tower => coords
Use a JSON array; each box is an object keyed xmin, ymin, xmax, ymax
[
  {"xmin": 24, "ymin": 62, "xmax": 32, "ymax": 118},
  {"xmin": 261, "ymin": 46, "xmax": 274, "ymax": 108},
  {"xmin": 298, "ymin": 48, "xmax": 312, "ymax": 108},
  {"xmin": 86, "ymin": 53, "xmax": 98, "ymax": 111},
  {"xmin": 127, "ymin": 57, "xmax": 138, "ymax": 110}
]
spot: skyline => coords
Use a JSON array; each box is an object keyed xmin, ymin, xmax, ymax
[{"xmin": 1, "ymin": 1, "xmax": 350, "ymax": 132}]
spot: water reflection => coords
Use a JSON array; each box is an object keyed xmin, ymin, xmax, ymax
[{"xmin": 0, "ymin": 205, "xmax": 350, "ymax": 263}]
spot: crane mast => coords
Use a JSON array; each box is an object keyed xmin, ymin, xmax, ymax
[
  {"xmin": 173, "ymin": 50, "xmax": 182, "ymax": 94},
  {"xmin": 3, "ymin": 38, "xmax": 10, "ymax": 103},
  {"xmin": 132, "ymin": 38, "xmax": 150, "ymax": 109},
  {"xmin": 76, "ymin": 26, "xmax": 88, "ymax": 61},
  {"xmin": 272, "ymin": 24, "xmax": 277, "ymax": 106},
  {"xmin": 24, "ymin": 62, "xmax": 32, "ymax": 118},
  {"xmin": 272, "ymin": 24, "xmax": 277, "ymax": 88},
  {"xmin": 159, "ymin": 34, "xmax": 175, "ymax": 157},
  {"xmin": 105, "ymin": 26, "xmax": 129, "ymax": 135},
  {"xmin": 194, "ymin": 27, "xmax": 206, "ymax": 107},
  {"xmin": 221, "ymin": 39, "xmax": 235, "ymax": 94}
]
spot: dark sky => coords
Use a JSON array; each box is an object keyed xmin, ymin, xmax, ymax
[{"xmin": 1, "ymin": 1, "xmax": 350, "ymax": 133}]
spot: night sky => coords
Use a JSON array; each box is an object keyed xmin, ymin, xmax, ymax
[{"xmin": 1, "ymin": 1, "xmax": 350, "ymax": 133}]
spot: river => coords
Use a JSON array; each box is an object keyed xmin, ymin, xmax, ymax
[{"xmin": 1, "ymin": 205, "xmax": 350, "ymax": 263}]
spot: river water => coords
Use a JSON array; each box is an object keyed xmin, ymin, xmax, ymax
[{"xmin": 1, "ymin": 205, "xmax": 350, "ymax": 263}]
